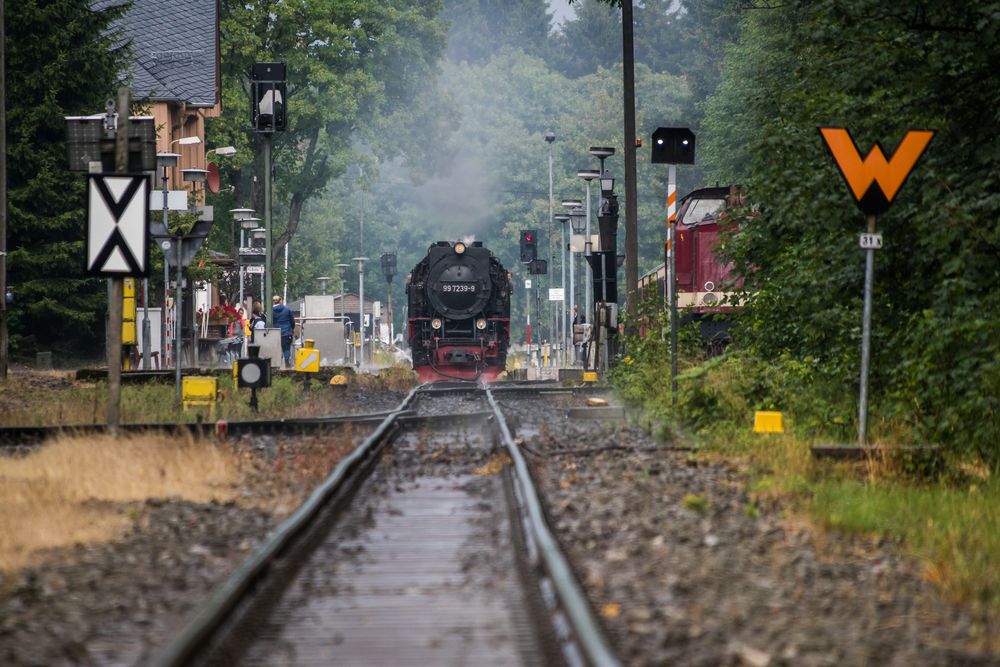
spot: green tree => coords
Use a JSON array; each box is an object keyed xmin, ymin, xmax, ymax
[
  {"xmin": 444, "ymin": 0, "xmax": 554, "ymax": 64},
  {"xmin": 209, "ymin": 0, "xmax": 449, "ymax": 277},
  {"xmin": 5, "ymin": 0, "xmax": 131, "ymax": 361},
  {"xmin": 702, "ymin": 0, "xmax": 1000, "ymax": 463},
  {"xmin": 552, "ymin": 0, "xmax": 621, "ymax": 78}
]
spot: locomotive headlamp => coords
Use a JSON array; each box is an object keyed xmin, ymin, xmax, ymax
[
  {"xmin": 431, "ymin": 318, "xmax": 442, "ymax": 330},
  {"xmin": 476, "ymin": 318, "xmax": 487, "ymax": 330},
  {"xmin": 704, "ymin": 281, "xmax": 716, "ymax": 292},
  {"xmin": 703, "ymin": 293, "xmax": 719, "ymax": 306},
  {"xmin": 454, "ymin": 242, "xmax": 466, "ymax": 255}
]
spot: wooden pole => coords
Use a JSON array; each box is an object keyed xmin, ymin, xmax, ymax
[
  {"xmin": 621, "ymin": 0, "xmax": 639, "ymax": 333},
  {"xmin": 0, "ymin": 0, "xmax": 9, "ymax": 383}
]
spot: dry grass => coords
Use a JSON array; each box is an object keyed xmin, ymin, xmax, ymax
[{"xmin": 0, "ymin": 433, "xmax": 239, "ymax": 572}]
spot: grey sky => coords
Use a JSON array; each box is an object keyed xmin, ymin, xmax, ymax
[{"xmin": 548, "ymin": 0, "xmax": 576, "ymax": 27}]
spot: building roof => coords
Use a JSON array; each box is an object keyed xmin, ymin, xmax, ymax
[{"xmin": 96, "ymin": 0, "xmax": 219, "ymax": 107}]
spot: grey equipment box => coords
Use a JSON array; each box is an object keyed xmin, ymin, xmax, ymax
[
  {"xmin": 251, "ymin": 328, "xmax": 284, "ymax": 368},
  {"xmin": 301, "ymin": 320, "xmax": 347, "ymax": 367}
]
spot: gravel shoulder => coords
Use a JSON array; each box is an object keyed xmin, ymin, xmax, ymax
[
  {"xmin": 501, "ymin": 394, "xmax": 1000, "ymax": 667},
  {"xmin": 0, "ymin": 388, "xmax": 403, "ymax": 666}
]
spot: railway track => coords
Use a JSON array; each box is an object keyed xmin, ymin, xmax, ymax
[{"xmin": 150, "ymin": 381, "xmax": 619, "ymax": 667}]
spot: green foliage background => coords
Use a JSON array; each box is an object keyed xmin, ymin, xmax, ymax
[{"xmin": 698, "ymin": 0, "xmax": 1000, "ymax": 463}]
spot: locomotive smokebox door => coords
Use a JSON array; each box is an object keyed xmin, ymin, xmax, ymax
[{"xmin": 651, "ymin": 127, "xmax": 696, "ymax": 165}]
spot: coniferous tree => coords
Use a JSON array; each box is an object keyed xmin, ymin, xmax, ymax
[{"xmin": 5, "ymin": 0, "xmax": 131, "ymax": 361}]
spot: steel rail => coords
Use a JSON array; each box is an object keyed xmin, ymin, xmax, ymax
[
  {"xmin": 149, "ymin": 385, "xmax": 423, "ymax": 667},
  {"xmin": 486, "ymin": 387, "xmax": 621, "ymax": 667},
  {"xmin": 0, "ymin": 409, "xmax": 409, "ymax": 447}
]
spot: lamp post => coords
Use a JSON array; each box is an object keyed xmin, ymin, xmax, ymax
[
  {"xmin": 544, "ymin": 132, "xmax": 555, "ymax": 354},
  {"xmin": 381, "ymin": 253, "xmax": 396, "ymax": 349},
  {"xmin": 251, "ymin": 228, "xmax": 267, "ymax": 300},
  {"xmin": 207, "ymin": 146, "xmax": 237, "ymax": 158},
  {"xmin": 230, "ymin": 208, "xmax": 255, "ymax": 310},
  {"xmin": 317, "ymin": 276, "xmax": 330, "ymax": 295},
  {"xmin": 589, "ymin": 148, "xmax": 615, "ymax": 371},
  {"xmin": 181, "ymin": 168, "xmax": 208, "ymax": 369},
  {"xmin": 352, "ymin": 257, "xmax": 368, "ymax": 369},
  {"xmin": 555, "ymin": 213, "xmax": 571, "ymax": 365},
  {"xmin": 569, "ymin": 207, "xmax": 587, "ymax": 365},
  {"xmin": 560, "ymin": 199, "xmax": 581, "ymax": 367},
  {"xmin": 577, "ymin": 169, "xmax": 599, "ymax": 337},
  {"xmin": 335, "ymin": 263, "xmax": 349, "ymax": 363},
  {"xmin": 596, "ymin": 170, "xmax": 619, "ymax": 371},
  {"xmin": 240, "ymin": 216, "xmax": 260, "ymax": 306},
  {"xmin": 156, "ymin": 151, "xmax": 181, "ymax": 370}
]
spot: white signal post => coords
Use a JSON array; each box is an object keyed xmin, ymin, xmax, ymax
[{"xmin": 667, "ymin": 164, "xmax": 678, "ymax": 407}]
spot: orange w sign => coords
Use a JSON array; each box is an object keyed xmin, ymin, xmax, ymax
[{"xmin": 819, "ymin": 127, "xmax": 935, "ymax": 215}]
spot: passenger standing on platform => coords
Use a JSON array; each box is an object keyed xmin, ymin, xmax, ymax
[
  {"xmin": 250, "ymin": 301, "xmax": 266, "ymax": 343},
  {"xmin": 272, "ymin": 295, "xmax": 295, "ymax": 367}
]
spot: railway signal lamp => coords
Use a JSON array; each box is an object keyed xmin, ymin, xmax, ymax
[
  {"xmin": 651, "ymin": 127, "xmax": 696, "ymax": 165},
  {"xmin": 529, "ymin": 258, "xmax": 547, "ymax": 275},
  {"xmin": 381, "ymin": 253, "xmax": 397, "ymax": 283},
  {"xmin": 519, "ymin": 229, "xmax": 538, "ymax": 263},
  {"xmin": 238, "ymin": 346, "xmax": 271, "ymax": 389},
  {"xmin": 250, "ymin": 62, "xmax": 287, "ymax": 132},
  {"xmin": 238, "ymin": 345, "xmax": 271, "ymax": 412}
]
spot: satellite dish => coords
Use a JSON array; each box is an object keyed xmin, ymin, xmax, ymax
[{"xmin": 207, "ymin": 162, "xmax": 220, "ymax": 193}]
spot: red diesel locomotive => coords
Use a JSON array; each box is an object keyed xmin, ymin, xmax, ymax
[{"xmin": 639, "ymin": 186, "xmax": 747, "ymax": 342}]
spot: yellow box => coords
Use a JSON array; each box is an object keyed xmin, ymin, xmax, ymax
[
  {"xmin": 582, "ymin": 371, "xmax": 598, "ymax": 383},
  {"xmin": 183, "ymin": 376, "xmax": 218, "ymax": 416},
  {"xmin": 295, "ymin": 347, "xmax": 320, "ymax": 373},
  {"xmin": 753, "ymin": 411, "xmax": 784, "ymax": 433}
]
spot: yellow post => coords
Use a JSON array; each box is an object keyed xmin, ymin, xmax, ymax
[
  {"xmin": 295, "ymin": 339, "xmax": 320, "ymax": 373},
  {"xmin": 182, "ymin": 376, "xmax": 218, "ymax": 418}
]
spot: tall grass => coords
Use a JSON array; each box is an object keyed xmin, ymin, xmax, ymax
[
  {"xmin": 0, "ymin": 371, "xmax": 415, "ymax": 427},
  {"xmin": 0, "ymin": 433, "xmax": 238, "ymax": 572}
]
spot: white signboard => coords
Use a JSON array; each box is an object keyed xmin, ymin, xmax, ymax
[
  {"xmin": 246, "ymin": 265, "xmax": 264, "ymax": 274},
  {"xmin": 149, "ymin": 190, "xmax": 189, "ymax": 211},
  {"xmin": 86, "ymin": 174, "xmax": 150, "ymax": 276},
  {"xmin": 548, "ymin": 288, "xmax": 564, "ymax": 301},
  {"xmin": 859, "ymin": 233, "xmax": 883, "ymax": 249},
  {"xmin": 524, "ymin": 279, "xmax": 532, "ymax": 289}
]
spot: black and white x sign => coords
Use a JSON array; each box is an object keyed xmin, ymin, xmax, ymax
[{"xmin": 86, "ymin": 174, "xmax": 150, "ymax": 277}]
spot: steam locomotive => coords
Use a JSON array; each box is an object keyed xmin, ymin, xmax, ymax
[{"xmin": 406, "ymin": 241, "xmax": 511, "ymax": 382}]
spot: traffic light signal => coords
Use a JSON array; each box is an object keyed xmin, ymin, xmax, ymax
[
  {"xmin": 528, "ymin": 258, "xmax": 547, "ymax": 275},
  {"xmin": 519, "ymin": 229, "xmax": 537, "ymax": 263}
]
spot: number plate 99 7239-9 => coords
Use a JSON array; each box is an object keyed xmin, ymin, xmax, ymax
[{"xmin": 441, "ymin": 283, "xmax": 477, "ymax": 293}]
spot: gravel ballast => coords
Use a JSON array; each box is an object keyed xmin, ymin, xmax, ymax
[{"xmin": 498, "ymin": 393, "xmax": 1000, "ymax": 667}]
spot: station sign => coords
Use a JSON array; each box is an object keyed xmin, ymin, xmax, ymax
[{"xmin": 549, "ymin": 288, "xmax": 564, "ymax": 301}]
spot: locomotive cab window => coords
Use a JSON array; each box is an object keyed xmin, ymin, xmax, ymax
[{"xmin": 683, "ymin": 198, "xmax": 726, "ymax": 226}]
